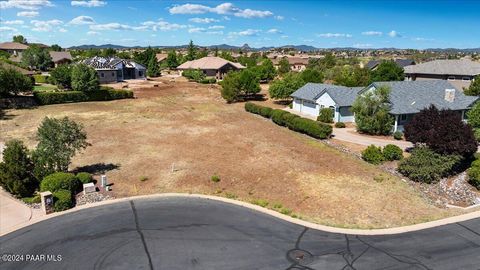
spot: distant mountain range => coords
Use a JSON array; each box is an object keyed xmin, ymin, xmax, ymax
[{"xmin": 68, "ymin": 43, "xmax": 480, "ymax": 53}]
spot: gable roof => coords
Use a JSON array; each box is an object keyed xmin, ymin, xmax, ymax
[
  {"xmin": 365, "ymin": 59, "xmax": 415, "ymax": 70},
  {"xmin": 83, "ymin": 56, "xmax": 145, "ymax": 70},
  {"xmin": 404, "ymin": 59, "xmax": 480, "ymax": 76},
  {"xmin": 365, "ymin": 80, "xmax": 478, "ymax": 115},
  {"xmin": 291, "ymin": 83, "xmax": 363, "ymax": 106},
  {"xmin": 156, "ymin": 53, "xmax": 168, "ymax": 62},
  {"xmin": 177, "ymin": 56, "xmax": 245, "ymax": 70},
  {"xmin": 0, "ymin": 42, "xmax": 29, "ymax": 50},
  {"xmin": 49, "ymin": 51, "xmax": 72, "ymax": 63}
]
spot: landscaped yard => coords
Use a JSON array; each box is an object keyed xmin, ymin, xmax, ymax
[
  {"xmin": 0, "ymin": 78, "xmax": 465, "ymax": 228},
  {"xmin": 33, "ymin": 84, "xmax": 57, "ymax": 92}
]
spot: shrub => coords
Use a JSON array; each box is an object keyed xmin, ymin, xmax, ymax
[
  {"xmin": 34, "ymin": 90, "xmax": 133, "ymax": 105},
  {"xmin": 40, "ymin": 172, "xmax": 81, "ymax": 194},
  {"xmin": 252, "ymin": 199, "xmax": 269, "ymax": 207},
  {"xmin": 383, "ymin": 144, "xmax": 403, "ymax": 161},
  {"xmin": 351, "ymin": 86, "xmax": 394, "ymax": 135},
  {"xmin": 317, "ymin": 108, "xmax": 334, "ymax": 123},
  {"xmin": 393, "ymin": 131, "xmax": 403, "ymax": 140},
  {"xmin": 335, "ymin": 122, "xmax": 346, "ymax": 128},
  {"xmin": 50, "ymin": 65, "xmax": 72, "ymax": 89},
  {"xmin": 22, "ymin": 195, "xmax": 41, "ymax": 204},
  {"xmin": 211, "ymin": 175, "xmax": 220, "ymax": 183},
  {"xmin": 245, "ymin": 102, "xmax": 261, "ymax": 114},
  {"xmin": 0, "ymin": 67, "xmax": 34, "ymax": 97},
  {"xmin": 139, "ymin": 176, "xmax": 148, "ymax": 182},
  {"xmin": 467, "ymin": 159, "xmax": 480, "ymax": 189},
  {"xmin": 183, "ymin": 69, "xmax": 206, "ymax": 82},
  {"xmin": 474, "ymin": 128, "xmax": 480, "ymax": 142},
  {"xmin": 361, "ymin": 145, "xmax": 385, "ymax": 165},
  {"xmin": 289, "ymin": 117, "xmax": 332, "ymax": 139},
  {"xmin": 53, "ymin": 189, "xmax": 74, "ymax": 212},
  {"xmin": 0, "ymin": 140, "xmax": 37, "ymax": 198},
  {"xmin": 199, "ymin": 78, "xmax": 217, "ymax": 84},
  {"xmin": 398, "ymin": 147, "xmax": 462, "ymax": 183},
  {"xmin": 271, "ymin": 109, "xmax": 290, "ymax": 126},
  {"xmin": 33, "ymin": 74, "xmax": 49, "ymax": 84},
  {"xmin": 259, "ymin": 106, "xmax": 273, "ymax": 118},
  {"xmin": 76, "ymin": 172, "xmax": 92, "ymax": 184}
]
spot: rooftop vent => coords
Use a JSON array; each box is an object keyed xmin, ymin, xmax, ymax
[{"xmin": 445, "ymin": 89, "xmax": 455, "ymax": 102}]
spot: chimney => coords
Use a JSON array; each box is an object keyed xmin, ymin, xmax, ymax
[{"xmin": 444, "ymin": 89, "xmax": 455, "ymax": 102}]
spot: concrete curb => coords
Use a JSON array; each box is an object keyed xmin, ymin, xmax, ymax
[{"xmin": 1, "ymin": 193, "xmax": 479, "ymax": 237}]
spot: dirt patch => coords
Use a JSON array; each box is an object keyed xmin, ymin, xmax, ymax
[{"xmin": 0, "ymin": 80, "xmax": 464, "ymax": 228}]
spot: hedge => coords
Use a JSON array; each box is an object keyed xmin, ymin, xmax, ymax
[
  {"xmin": 53, "ymin": 189, "xmax": 74, "ymax": 212},
  {"xmin": 76, "ymin": 172, "xmax": 93, "ymax": 184},
  {"xmin": 40, "ymin": 172, "xmax": 81, "ymax": 194},
  {"xmin": 361, "ymin": 145, "xmax": 385, "ymax": 165},
  {"xmin": 467, "ymin": 159, "xmax": 480, "ymax": 189},
  {"xmin": 244, "ymin": 102, "xmax": 332, "ymax": 139},
  {"xmin": 34, "ymin": 89, "xmax": 134, "ymax": 105}
]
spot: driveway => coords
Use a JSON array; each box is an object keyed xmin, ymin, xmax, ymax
[
  {"xmin": 1, "ymin": 196, "xmax": 479, "ymax": 269},
  {"xmin": 0, "ymin": 188, "xmax": 42, "ymax": 235},
  {"xmin": 333, "ymin": 128, "xmax": 413, "ymax": 150}
]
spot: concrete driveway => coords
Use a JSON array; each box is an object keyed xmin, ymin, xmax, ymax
[
  {"xmin": 332, "ymin": 128, "xmax": 413, "ymax": 150},
  {"xmin": 0, "ymin": 188, "xmax": 42, "ymax": 235},
  {"xmin": 1, "ymin": 196, "xmax": 479, "ymax": 270}
]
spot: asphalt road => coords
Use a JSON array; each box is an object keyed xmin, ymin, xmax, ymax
[{"xmin": 0, "ymin": 197, "xmax": 479, "ymax": 270}]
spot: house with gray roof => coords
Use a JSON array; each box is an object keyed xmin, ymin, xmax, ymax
[
  {"xmin": 290, "ymin": 80, "xmax": 478, "ymax": 132},
  {"xmin": 404, "ymin": 59, "xmax": 480, "ymax": 89},
  {"xmin": 290, "ymin": 83, "xmax": 363, "ymax": 122},
  {"xmin": 83, "ymin": 56, "xmax": 146, "ymax": 83},
  {"xmin": 365, "ymin": 59, "xmax": 415, "ymax": 70}
]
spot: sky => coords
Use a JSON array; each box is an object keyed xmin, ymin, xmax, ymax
[{"xmin": 0, "ymin": 0, "xmax": 479, "ymax": 49}]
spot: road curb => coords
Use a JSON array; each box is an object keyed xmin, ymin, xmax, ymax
[{"xmin": 1, "ymin": 193, "xmax": 479, "ymax": 236}]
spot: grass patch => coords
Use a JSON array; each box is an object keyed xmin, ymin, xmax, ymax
[
  {"xmin": 225, "ymin": 192, "xmax": 237, "ymax": 199},
  {"xmin": 251, "ymin": 199, "xmax": 269, "ymax": 207},
  {"xmin": 139, "ymin": 176, "xmax": 149, "ymax": 182},
  {"xmin": 211, "ymin": 174, "xmax": 220, "ymax": 183},
  {"xmin": 34, "ymin": 84, "xmax": 57, "ymax": 92}
]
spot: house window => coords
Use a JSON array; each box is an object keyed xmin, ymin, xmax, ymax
[
  {"xmin": 462, "ymin": 77, "xmax": 471, "ymax": 81},
  {"xmin": 447, "ymin": 76, "xmax": 456, "ymax": 80},
  {"xmin": 112, "ymin": 72, "xmax": 115, "ymax": 77},
  {"xmin": 320, "ymin": 105, "xmax": 325, "ymax": 109},
  {"xmin": 400, "ymin": 114, "xmax": 407, "ymax": 121},
  {"xmin": 139, "ymin": 71, "xmax": 143, "ymax": 77},
  {"xmin": 100, "ymin": 72, "xmax": 104, "ymax": 78}
]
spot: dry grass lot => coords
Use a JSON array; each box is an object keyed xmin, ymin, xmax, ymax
[{"xmin": 0, "ymin": 79, "xmax": 463, "ymax": 228}]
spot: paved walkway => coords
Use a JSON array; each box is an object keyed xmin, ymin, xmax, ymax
[
  {"xmin": 0, "ymin": 188, "xmax": 42, "ymax": 235},
  {"xmin": 332, "ymin": 127, "xmax": 413, "ymax": 149},
  {"xmin": 1, "ymin": 196, "xmax": 479, "ymax": 269}
]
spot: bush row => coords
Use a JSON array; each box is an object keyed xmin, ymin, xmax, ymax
[
  {"xmin": 362, "ymin": 144, "xmax": 403, "ymax": 165},
  {"xmin": 34, "ymin": 89, "xmax": 134, "ymax": 105},
  {"xmin": 245, "ymin": 102, "xmax": 332, "ymax": 139},
  {"xmin": 199, "ymin": 78, "xmax": 217, "ymax": 84}
]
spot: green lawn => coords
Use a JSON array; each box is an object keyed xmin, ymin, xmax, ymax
[{"xmin": 33, "ymin": 84, "xmax": 57, "ymax": 92}]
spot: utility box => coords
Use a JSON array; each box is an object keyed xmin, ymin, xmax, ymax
[
  {"xmin": 83, "ymin": 183, "xmax": 96, "ymax": 194},
  {"xmin": 40, "ymin": 191, "xmax": 54, "ymax": 214},
  {"xmin": 101, "ymin": 175, "xmax": 107, "ymax": 187}
]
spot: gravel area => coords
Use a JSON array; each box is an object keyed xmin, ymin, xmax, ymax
[{"xmin": 75, "ymin": 192, "xmax": 115, "ymax": 206}]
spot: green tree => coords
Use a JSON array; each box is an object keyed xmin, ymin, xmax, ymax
[
  {"xmin": 0, "ymin": 67, "xmax": 33, "ymax": 97},
  {"xmin": 33, "ymin": 117, "xmax": 89, "ymax": 180},
  {"xmin": 464, "ymin": 75, "xmax": 480, "ymax": 96},
  {"xmin": 370, "ymin": 60, "xmax": 404, "ymax": 82},
  {"xmin": 71, "ymin": 64, "xmax": 99, "ymax": 92},
  {"xmin": 0, "ymin": 140, "xmax": 37, "ymax": 197},
  {"xmin": 249, "ymin": 58, "xmax": 276, "ymax": 82},
  {"xmin": 238, "ymin": 68, "xmax": 261, "ymax": 96},
  {"xmin": 351, "ymin": 86, "xmax": 394, "ymax": 135},
  {"xmin": 277, "ymin": 58, "xmax": 291, "ymax": 75},
  {"xmin": 50, "ymin": 44, "xmax": 62, "ymax": 52},
  {"xmin": 220, "ymin": 71, "xmax": 241, "ymax": 103},
  {"xmin": 213, "ymin": 47, "xmax": 219, "ymax": 57},
  {"xmin": 186, "ymin": 40, "xmax": 197, "ymax": 61},
  {"xmin": 466, "ymin": 101, "xmax": 480, "ymax": 128},
  {"xmin": 220, "ymin": 69, "xmax": 261, "ymax": 102},
  {"xmin": 300, "ymin": 69, "xmax": 324, "ymax": 83},
  {"xmin": 219, "ymin": 51, "xmax": 234, "ymax": 62},
  {"xmin": 116, "ymin": 51, "xmax": 131, "ymax": 59},
  {"xmin": 166, "ymin": 50, "xmax": 178, "ymax": 68},
  {"xmin": 13, "ymin": 35, "xmax": 27, "ymax": 44},
  {"xmin": 50, "ymin": 64, "xmax": 72, "ymax": 89},
  {"xmin": 334, "ymin": 65, "xmax": 371, "ymax": 87},
  {"xmin": 22, "ymin": 45, "xmax": 53, "ymax": 71},
  {"xmin": 147, "ymin": 56, "xmax": 160, "ymax": 77},
  {"xmin": 102, "ymin": 48, "xmax": 116, "ymax": 57},
  {"xmin": 269, "ymin": 72, "xmax": 305, "ymax": 100},
  {"xmin": 196, "ymin": 50, "xmax": 208, "ymax": 59},
  {"xmin": 133, "ymin": 47, "xmax": 155, "ymax": 67}
]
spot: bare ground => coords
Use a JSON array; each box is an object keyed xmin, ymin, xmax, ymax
[{"xmin": 0, "ymin": 79, "xmax": 464, "ymax": 228}]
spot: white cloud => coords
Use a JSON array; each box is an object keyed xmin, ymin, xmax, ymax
[
  {"xmin": 188, "ymin": 27, "xmax": 205, "ymax": 33},
  {"xmin": 353, "ymin": 43, "xmax": 373, "ymax": 48},
  {"xmin": 412, "ymin": 37, "xmax": 434, "ymax": 41},
  {"xmin": 89, "ymin": 22, "xmax": 134, "ymax": 31},
  {"xmin": 141, "ymin": 20, "xmax": 187, "ymax": 31},
  {"xmin": 87, "ymin": 30, "xmax": 100, "ymax": 35},
  {"xmin": 318, "ymin": 33, "xmax": 352, "ymax": 38},
  {"xmin": 229, "ymin": 29, "xmax": 261, "ymax": 36},
  {"xmin": 188, "ymin": 27, "xmax": 223, "ymax": 35},
  {"xmin": 188, "ymin": 17, "xmax": 219, "ymax": 24},
  {"xmin": 69, "ymin": 15, "xmax": 95, "ymax": 25},
  {"xmin": 281, "ymin": 35, "xmax": 288, "ymax": 39},
  {"xmin": 30, "ymin": 19, "xmax": 63, "ymax": 31},
  {"xmin": 208, "ymin": 25, "xmax": 224, "ymax": 30},
  {"xmin": 58, "ymin": 27, "xmax": 67, "ymax": 32},
  {"xmin": 234, "ymin": 9, "xmax": 272, "ymax": 18},
  {"xmin": 275, "ymin": 15, "xmax": 284, "ymax": 20},
  {"xmin": 17, "ymin": 11, "xmax": 39, "ymax": 17},
  {"xmin": 0, "ymin": 26, "xmax": 18, "ymax": 32},
  {"xmin": 362, "ymin": 31, "xmax": 382, "ymax": 36},
  {"xmin": 169, "ymin": 2, "xmax": 272, "ymax": 18},
  {"xmin": 267, "ymin": 28, "xmax": 282, "ymax": 34},
  {"xmin": 71, "ymin": 0, "xmax": 106, "ymax": 8},
  {"xmin": 0, "ymin": 0, "xmax": 53, "ymax": 10},
  {"xmin": 388, "ymin": 30, "xmax": 401, "ymax": 37},
  {"xmin": 1, "ymin": 19, "xmax": 24, "ymax": 25}
]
